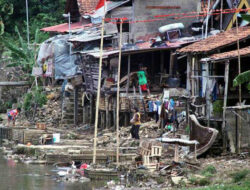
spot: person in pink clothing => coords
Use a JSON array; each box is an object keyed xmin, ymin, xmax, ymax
[{"xmin": 7, "ymin": 108, "xmax": 21, "ymax": 127}]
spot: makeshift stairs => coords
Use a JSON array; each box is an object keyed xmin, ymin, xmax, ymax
[{"xmin": 60, "ymin": 89, "xmax": 83, "ymax": 127}]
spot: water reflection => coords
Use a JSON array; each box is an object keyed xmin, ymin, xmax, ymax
[{"xmin": 0, "ymin": 153, "xmax": 105, "ymax": 190}]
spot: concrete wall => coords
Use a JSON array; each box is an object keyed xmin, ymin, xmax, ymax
[{"xmin": 131, "ymin": 0, "xmax": 200, "ymax": 41}]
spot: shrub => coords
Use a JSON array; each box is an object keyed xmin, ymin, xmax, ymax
[
  {"xmin": 23, "ymin": 88, "xmax": 47, "ymax": 112},
  {"xmin": 213, "ymin": 100, "xmax": 223, "ymax": 114},
  {"xmin": 231, "ymin": 170, "xmax": 249, "ymax": 183}
]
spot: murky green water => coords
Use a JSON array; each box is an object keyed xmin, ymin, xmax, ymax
[{"xmin": 0, "ymin": 153, "xmax": 105, "ymax": 190}]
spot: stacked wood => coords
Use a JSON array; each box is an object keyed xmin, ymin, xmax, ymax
[
  {"xmin": 129, "ymin": 96, "xmax": 148, "ymax": 112},
  {"xmin": 12, "ymin": 128, "xmax": 25, "ymax": 143},
  {"xmin": 120, "ymin": 96, "xmax": 130, "ymax": 111},
  {"xmin": 99, "ymin": 96, "xmax": 106, "ymax": 110}
]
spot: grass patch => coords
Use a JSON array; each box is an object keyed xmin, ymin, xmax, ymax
[
  {"xmin": 230, "ymin": 170, "xmax": 249, "ymax": 183},
  {"xmin": 201, "ymin": 165, "xmax": 217, "ymax": 175},
  {"xmin": 188, "ymin": 179, "xmax": 250, "ymax": 190}
]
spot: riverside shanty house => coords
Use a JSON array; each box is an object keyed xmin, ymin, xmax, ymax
[
  {"xmin": 178, "ymin": 25, "xmax": 250, "ymax": 154},
  {"xmin": 37, "ymin": 0, "xmax": 205, "ymax": 128},
  {"xmin": 36, "ymin": 0, "xmax": 249, "ymax": 136}
]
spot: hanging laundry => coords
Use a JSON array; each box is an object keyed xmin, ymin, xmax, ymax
[
  {"xmin": 148, "ymin": 101, "xmax": 154, "ymax": 112},
  {"xmin": 169, "ymin": 98, "xmax": 175, "ymax": 110}
]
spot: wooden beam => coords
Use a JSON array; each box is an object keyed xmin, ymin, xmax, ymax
[{"xmin": 0, "ymin": 81, "xmax": 29, "ymax": 86}]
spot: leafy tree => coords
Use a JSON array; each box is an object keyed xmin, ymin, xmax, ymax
[
  {"xmin": 241, "ymin": 14, "xmax": 250, "ymax": 22},
  {"xmin": 233, "ymin": 70, "xmax": 250, "ymax": 91},
  {"xmin": 2, "ymin": 26, "xmax": 40, "ymax": 76}
]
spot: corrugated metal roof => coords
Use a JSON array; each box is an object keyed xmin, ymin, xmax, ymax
[
  {"xmin": 203, "ymin": 46, "xmax": 250, "ymax": 62},
  {"xmin": 41, "ymin": 22, "xmax": 93, "ymax": 33},
  {"xmin": 178, "ymin": 26, "xmax": 250, "ymax": 54}
]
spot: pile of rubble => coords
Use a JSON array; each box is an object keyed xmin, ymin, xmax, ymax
[{"xmin": 15, "ymin": 86, "xmax": 62, "ymax": 128}]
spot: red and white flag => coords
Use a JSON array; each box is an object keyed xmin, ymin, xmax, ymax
[{"xmin": 92, "ymin": 0, "xmax": 107, "ymax": 18}]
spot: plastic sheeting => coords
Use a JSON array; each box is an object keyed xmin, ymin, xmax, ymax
[
  {"xmin": 53, "ymin": 38, "xmax": 78, "ymax": 79},
  {"xmin": 37, "ymin": 35, "xmax": 79, "ymax": 79}
]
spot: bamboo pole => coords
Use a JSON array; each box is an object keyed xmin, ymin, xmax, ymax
[
  {"xmin": 93, "ymin": 17, "xmax": 105, "ymax": 164},
  {"xmin": 235, "ymin": 14, "xmax": 242, "ymax": 154},
  {"xmin": 220, "ymin": 0, "xmax": 223, "ymax": 30},
  {"xmin": 116, "ymin": 20, "xmax": 123, "ymax": 166}
]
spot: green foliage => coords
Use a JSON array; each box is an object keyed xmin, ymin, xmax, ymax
[
  {"xmin": 23, "ymin": 88, "xmax": 47, "ymax": 112},
  {"xmin": 0, "ymin": 1, "xmax": 13, "ymax": 35},
  {"xmin": 189, "ymin": 176, "xmax": 199, "ymax": 185},
  {"xmin": 213, "ymin": 100, "xmax": 223, "ymax": 114},
  {"xmin": 230, "ymin": 170, "xmax": 249, "ymax": 183},
  {"xmin": 3, "ymin": 26, "xmax": 40, "ymax": 75},
  {"xmin": 233, "ymin": 70, "xmax": 250, "ymax": 91},
  {"xmin": 202, "ymin": 165, "xmax": 217, "ymax": 175},
  {"xmin": 0, "ymin": 115, "xmax": 3, "ymax": 121}
]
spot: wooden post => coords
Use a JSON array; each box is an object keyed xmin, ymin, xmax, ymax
[
  {"xmin": 116, "ymin": 20, "xmax": 123, "ymax": 166},
  {"xmin": 205, "ymin": 62, "xmax": 211, "ymax": 127},
  {"xmin": 90, "ymin": 94, "xmax": 94, "ymax": 124},
  {"xmin": 191, "ymin": 56, "xmax": 195, "ymax": 96},
  {"xmin": 222, "ymin": 60, "xmax": 229, "ymax": 152},
  {"xmin": 93, "ymin": 16, "xmax": 105, "ymax": 164},
  {"xmin": 105, "ymin": 96, "xmax": 109, "ymax": 129},
  {"xmin": 186, "ymin": 54, "xmax": 191, "ymax": 95},
  {"xmin": 174, "ymin": 144, "xmax": 179, "ymax": 162},
  {"xmin": 74, "ymin": 87, "xmax": 79, "ymax": 126},
  {"xmin": 169, "ymin": 51, "xmax": 174, "ymax": 75},
  {"xmin": 235, "ymin": 111, "xmax": 239, "ymax": 153},
  {"xmin": 160, "ymin": 51, "xmax": 164, "ymax": 72},
  {"xmin": 126, "ymin": 55, "xmax": 131, "ymax": 95}
]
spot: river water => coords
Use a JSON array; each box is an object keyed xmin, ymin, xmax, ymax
[{"xmin": 0, "ymin": 153, "xmax": 105, "ymax": 190}]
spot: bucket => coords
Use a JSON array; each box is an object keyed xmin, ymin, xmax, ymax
[{"xmin": 53, "ymin": 134, "xmax": 60, "ymax": 143}]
